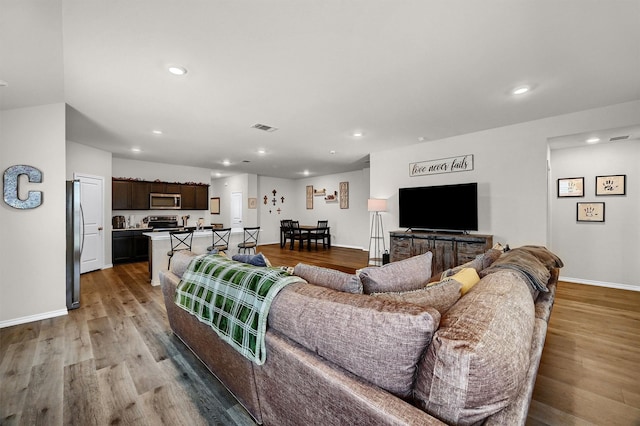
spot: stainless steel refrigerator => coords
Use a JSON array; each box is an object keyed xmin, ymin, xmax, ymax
[{"xmin": 66, "ymin": 180, "xmax": 82, "ymax": 310}]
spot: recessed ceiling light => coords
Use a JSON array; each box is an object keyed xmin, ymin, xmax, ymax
[
  {"xmin": 330, "ymin": 150, "xmax": 336, "ymax": 154},
  {"xmin": 586, "ymin": 137, "xmax": 600, "ymax": 144},
  {"xmin": 222, "ymin": 160, "xmax": 231, "ymax": 166},
  {"xmin": 168, "ymin": 65, "xmax": 187, "ymax": 76},
  {"xmin": 257, "ymin": 149, "xmax": 266, "ymax": 155},
  {"xmin": 152, "ymin": 130, "xmax": 163, "ymax": 135},
  {"xmin": 303, "ymin": 170, "xmax": 310, "ymax": 176},
  {"xmin": 131, "ymin": 148, "xmax": 141, "ymax": 153},
  {"xmin": 353, "ymin": 131, "xmax": 363, "ymax": 137},
  {"xmin": 215, "ymin": 172, "xmax": 222, "ymax": 177},
  {"xmin": 512, "ymin": 86, "xmax": 531, "ymax": 95}
]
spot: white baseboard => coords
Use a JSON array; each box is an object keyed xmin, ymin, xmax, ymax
[
  {"xmin": 102, "ymin": 263, "xmax": 113, "ymax": 269},
  {"xmin": 0, "ymin": 308, "xmax": 68, "ymax": 329},
  {"xmin": 559, "ymin": 276, "xmax": 640, "ymax": 292}
]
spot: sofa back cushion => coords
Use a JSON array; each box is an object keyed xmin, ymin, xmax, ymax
[
  {"xmin": 413, "ymin": 270, "xmax": 535, "ymax": 425},
  {"xmin": 293, "ymin": 263, "xmax": 362, "ymax": 294},
  {"xmin": 359, "ymin": 251, "xmax": 433, "ymax": 294},
  {"xmin": 269, "ymin": 283, "xmax": 440, "ymax": 398}
]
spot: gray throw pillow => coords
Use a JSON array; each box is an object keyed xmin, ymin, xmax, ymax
[
  {"xmin": 359, "ymin": 251, "xmax": 433, "ymax": 294},
  {"xmin": 293, "ymin": 263, "xmax": 362, "ymax": 294},
  {"xmin": 371, "ymin": 278, "xmax": 462, "ymax": 315}
]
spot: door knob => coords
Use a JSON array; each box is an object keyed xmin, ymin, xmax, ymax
[{"xmin": 98, "ymin": 227, "xmax": 103, "ymax": 231}]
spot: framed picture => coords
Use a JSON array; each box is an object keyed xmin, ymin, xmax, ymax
[
  {"xmin": 577, "ymin": 202, "xmax": 605, "ymax": 222},
  {"xmin": 210, "ymin": 197, "xmax": 220, "ymax": 214},
  {"xmin": 306, "ymin": 185, "xmax": 313, "ymax": 209},
  {"xmin": 596, "ymin": 174, "xmax": 626, "ymax": 196},
  {"xmin": 558, "ymin": 177, "xmax": 584, "ymax": 197},
  {"xmin": 339, "ymin": 181, "xmax": 349, "ymax": 209},
  {"xmin": 248, "ymin": 197, "xmax": 257, "ymax": 209}
]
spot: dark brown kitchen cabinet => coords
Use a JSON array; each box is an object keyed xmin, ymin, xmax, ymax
[
  {"xmin": 389, "ymin": 230, "xmax": 493, "ymax": 277},
  {"xmin": 113, "ymin": 178, "xmax": 209, "ymax": 210},
  {"xmin": 131, "ymin": 181, "xmax": 150, "ymax": 209},
  {"xmin": 112, "ymin": 230, "xmax": 149, "ymax": 263},
  {"xmin": 112, "ymin": 180, "xmax": 131, "ymax": 210},
  {"xmin": 112, "ymin": 180, "xmax": 149, "ymax": 210},
  {"xmin": 180, "ymin": 184, "xmax": 209, "ymax": 210}
]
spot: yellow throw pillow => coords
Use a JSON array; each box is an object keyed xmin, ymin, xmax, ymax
[{"xmin": 450, "ymin": 267, "xmax": 481, "ymax": 295}]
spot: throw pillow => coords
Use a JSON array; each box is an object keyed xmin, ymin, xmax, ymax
[
  {"xmin": 413, "ymin": 269, "xmax": 535, "ymax": 425},
  {"xmin": 231, "ymin": 252, "xmax": 272, "ymax": 267},
  {"xmin": 293, "ymin": 263, "xmax": 363, "ymax": 294},
  {"xmin": 170, "ymin": 250, "xmax": 198, "ymax": 278},
  {"xmin": 269, "ymin": 283, "xmax": 440, "ymax": 398},
  {"xmin": 449, "ymin": 267, "xmax": 480, "ymax": 295},
  {"xmin": 371, "ymin": 278, "xmax": 462, "ymax": 314},
  {"xmin": 359, "ymin": 251, "xmax": 433, "ymax": 294}
]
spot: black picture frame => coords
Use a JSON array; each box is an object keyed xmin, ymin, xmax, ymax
[
  {"xmin": 596, "ymin": 174, "xmax": 626, "ymax": 196},
  {"xmin": 558, "ymin": 177, "xmax": 584, "ymax": 197},
  {"xmin": 577, "ymin": 202, "xmax": 605, "ymax": 222}
]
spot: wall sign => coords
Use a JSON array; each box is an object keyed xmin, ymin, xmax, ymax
[
  {"xmin": 409, "ymin": 154, "xmax": 474, "ymax": 177},
  {"xmin": 3, "ymin": 165, "xmax": 43, "ymax": 209}
]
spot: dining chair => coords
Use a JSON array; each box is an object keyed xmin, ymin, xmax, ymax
[
  {"xmin": 237, "ymin": 226, "xmax": 260, "ymax": 254},
  {"xmin": 280, "ymin": 219, "xmax": 293, "ymax": 248},
  {"xmin": 207, "ymin": 227, "xmax": 231, "ymax": 253},
  {"xmin": 289, "ymin": 221, "xmax": 306, "ymax": 251},
  {"xmin": 308, "ymin": 220, "xmax": 330, "ymax": 249},
  {"xmin": 167, "ymin": 230, "xmax": 194, "ymax": 268}
]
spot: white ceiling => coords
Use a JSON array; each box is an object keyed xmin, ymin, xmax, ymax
[{"xmin": 1, "ymin": 0, "xmax": 639, "ymax": 179}]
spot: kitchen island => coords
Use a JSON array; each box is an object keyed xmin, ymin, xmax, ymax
[{"xmin": 145, "ymin": 228, "xmax": 244, "ymax": 285}]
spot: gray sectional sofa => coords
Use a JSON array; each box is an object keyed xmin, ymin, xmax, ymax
[{"xmin": 160, "ymin": 246, "xmax": 561, "ymax": 425}]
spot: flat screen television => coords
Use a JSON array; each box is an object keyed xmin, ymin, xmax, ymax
[{"xmin": 398, "ymin": 182, "xmax": 478, "ymax": 232}]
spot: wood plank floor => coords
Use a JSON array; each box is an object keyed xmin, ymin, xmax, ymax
[{"xmin": 1, "ymin": 244, "xmax": 639, "ymax": 425}]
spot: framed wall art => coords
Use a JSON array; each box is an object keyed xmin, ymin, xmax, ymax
[
  {"xmin": 248, "ymin": 197, "xmax": 257, "ymax": 209},
  {"xmin": 558, "ymin": 177, "xmax": 584, "ymax": 197},
  {"xmin": 210, "ymin": 197, "xmax": 220, "ymax": 214},
  {"xmin": 339, "ymin": 181, "xmax": 349, "ymax": 209},
  {"xmin": 577, "ymin": 202, "xmax": 605, "ymax": 222},
  {"xmin": 306, "ymin": 185, "xmax": 313, "ymax": 209},
  {"xmin": 596, "ymin": 174, "xmax": 626, "ymax": 196}
]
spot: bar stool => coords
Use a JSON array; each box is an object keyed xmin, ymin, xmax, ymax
[{"xmin": 167, "ymin": 230, "xmax": 193, "ymax": 268}]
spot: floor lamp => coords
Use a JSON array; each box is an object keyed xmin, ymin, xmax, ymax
[{"xmin": 368, "ymin": 198, "xmax": 387, "ymax": 266}]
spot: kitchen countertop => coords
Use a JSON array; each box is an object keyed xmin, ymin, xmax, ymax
[{"xmin": 112, "ymin": 227, "xmax": 152, "ymax": 232}]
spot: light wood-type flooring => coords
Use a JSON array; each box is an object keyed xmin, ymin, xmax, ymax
[{"xmin": 1, "ymin": 244, "xmax": 639, "ymax": 425}]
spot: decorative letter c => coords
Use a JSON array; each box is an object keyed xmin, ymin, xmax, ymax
[{"xmin": 3, "ymin": 165, "xmax": 43, "ymax": 209}]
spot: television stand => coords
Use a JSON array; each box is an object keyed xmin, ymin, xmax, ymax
[{"xmin": 389, "ymin": 230, "xmax": 493, "ymax": 277}]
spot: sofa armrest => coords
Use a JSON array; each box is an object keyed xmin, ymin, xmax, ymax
[{"xmin": 255, "ymin": 330, "xmax": 446, "ymax": 426}]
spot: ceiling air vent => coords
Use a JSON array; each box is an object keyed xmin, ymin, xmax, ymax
[
  {"xmin": 251, "ymin": 123, "xmax": 278, "ymax": 132},
  {"xmin": 609, "ymin": 135, "xmax": 630, "ymax": 141}
]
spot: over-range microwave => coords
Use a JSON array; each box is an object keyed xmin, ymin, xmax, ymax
[{"xmin": 150, "ymin": 193, "xmax": 181, "ymax": 209}]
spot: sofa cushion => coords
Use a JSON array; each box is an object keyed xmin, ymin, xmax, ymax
[
  {"xmin": 269, "ymin": 283, "xmax": 440, "ymax": 398},
  {"xmin": 293, "ymin": 263, "xmax": 363, "ymax": 294},
  {"xmin": 371, "ymin": 278, "xmax": 462, "ymax": 315},
  {"xmin": 359, "ymin": 251, "xmax": 433, "ymax": 294},
  {"xmin": 413, "ymin": 269, "xmax": 535, "ymax": 425},
  {"xmin": 169, "ymin": 250, "xmax": 198, "ymax": 278}
]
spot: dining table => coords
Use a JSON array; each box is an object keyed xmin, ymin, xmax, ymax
[{"xmin": 280, "ymin": 224, "xmax": 331, "ymax": 250}]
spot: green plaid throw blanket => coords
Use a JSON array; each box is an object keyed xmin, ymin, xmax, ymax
[{"xmin": 174, "ymin": 254, "xmax": 304, "ymax": 365}]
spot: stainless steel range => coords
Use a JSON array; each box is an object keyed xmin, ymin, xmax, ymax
[{"xmin": 146, "ymin": 215, "xmax": 180, "ymax": 231}]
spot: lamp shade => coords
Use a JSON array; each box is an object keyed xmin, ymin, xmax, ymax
[{"xmin": 367, "ymin": 198, "xmax": 387, "ymax": 212}]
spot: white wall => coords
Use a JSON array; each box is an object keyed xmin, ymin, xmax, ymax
[
  {"xmin": 257, "ymin": 176, "xmax": 298, "ymax": 244},
  {"xmin": 66, "ymin": 141, "xmax": 113, "ymax": 265},
  {"xmin": 370, "ymin": 101, "xmax": 640, "ymax": 283},
  {"xmin": 0, "ymin": 104, "xmax": 67, "ymax": 326},
  {"xmin": 294, "ymin": 169, "xmax": 371, "ymax": 249},
  {"xmin": 112, "ymin": 157, "xmax": 213, "ymax": 228},
  {"xmin": 550, "ymin": 141, "xmax": 639, "ymax": 289}
]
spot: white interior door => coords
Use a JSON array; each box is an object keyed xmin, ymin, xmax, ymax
[
  {"xmin": 231, "ymin": 192, "xmax": 243, "ymax": 228},
  {"xmin": 75, "ymin": 173, "xmax": 104, "ymax": 273}
]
